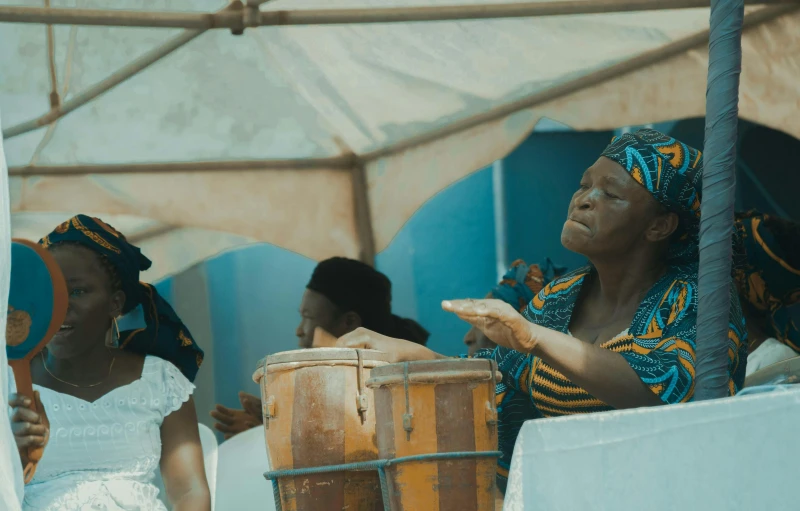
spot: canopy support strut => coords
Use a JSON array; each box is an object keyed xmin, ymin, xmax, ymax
[
  {"xmin": 2, "ymin": 28, "xmax": 205, "ymax": 140},
  {"xmin": 0, "ymin": 1, "xmax": 794, "ymax": 29},
  {"xmin": 351, "ymin": 161, "xmax": 377, "ymax": 266}
]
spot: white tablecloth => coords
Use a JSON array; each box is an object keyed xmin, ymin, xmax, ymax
[
  {"xmin": 215, "ymin": 427, "xmax": 276, "ymax": 511},
  {"xmin": 504, "ymin": 386, "xmax": 800, "ymax": 511}
]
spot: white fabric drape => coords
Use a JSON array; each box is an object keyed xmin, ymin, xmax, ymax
[{"xmin": 1, "ymin": 107, "xmax": 24, "ymax": 510}]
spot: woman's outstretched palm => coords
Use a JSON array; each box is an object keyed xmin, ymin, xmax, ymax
[{"xmin": 442, "ymin": 299, "xmax": 538, "ymax": 353}]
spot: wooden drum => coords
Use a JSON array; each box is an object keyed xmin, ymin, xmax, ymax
[
  {"xmin": 745, "ymin": 355, "xmax": 800, "ymax": 387},
  {"xmin": 255, "ymin": 348, "xmax": 391, "ymax": 511},
  {"xmin": 366, "ymin": 359, "xmax": 500, "ymax": 511}
]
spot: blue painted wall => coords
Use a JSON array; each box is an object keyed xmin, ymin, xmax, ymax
[
  {"xmin": 503, "ymin": 130, "xmax": 614, "ymax": 273},
  {"xmin": 376, "ymin": 167, "xmax": 497, "ymax": 356},
  {"xmin": 204, "ymin": 246, "xmax": 316, "ymax": 408}
]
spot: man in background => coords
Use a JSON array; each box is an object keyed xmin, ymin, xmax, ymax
[{"xmin": 211, "ymin": 257, "xmax": 429, "ymax": 438}]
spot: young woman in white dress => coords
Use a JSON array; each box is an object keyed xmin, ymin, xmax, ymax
[{"xmin": 8, "ymin": 215, "xmax": 210, "ymax": 511}]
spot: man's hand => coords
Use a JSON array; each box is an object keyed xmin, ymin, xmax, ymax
[
  {"xmin": 9, "ymin": 391, "xmax": 48, "ymax": 451},
  {"xmin": 210, "ymin": 392, "xmax": 262, "ymax": 440}
]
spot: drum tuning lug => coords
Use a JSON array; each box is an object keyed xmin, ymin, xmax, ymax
[
  {"xmin": 484, "ymin": 401, "xmax": 498, "ymax": 426},
  {"xmin": 403, "ymin": 413, "xmax": 414, "ymax": 434},
  {"xmin": 263, "ymin": 395, "xmax": 277, "ymax": 428},
  {"xmin": 356, "ymin": 393, "xmax": 369, "ymax": 424}
]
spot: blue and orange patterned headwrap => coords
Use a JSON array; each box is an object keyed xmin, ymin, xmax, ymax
[
  {"xmin": 489, "ymin": 259, "xmax": 567, "ymax": 312},
  {"xmin": 40, "ymin": 215, "xmax": 204, "ymax": 381},
  {"xmin": 734, "ymin": 211, "xmax": 800, "ymax": 351},
  {"xmin": 601, "ymin": 128, "xmax": 703, "ymax": 262}
]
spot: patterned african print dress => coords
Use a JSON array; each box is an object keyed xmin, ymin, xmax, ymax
[{"xmin": 476, "ymin": 263, "xmax": 748, "ymax": 489}]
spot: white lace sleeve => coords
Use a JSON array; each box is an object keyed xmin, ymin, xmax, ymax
[{"xmin": 159, "ymin": 359, "xmax": 195, "ymax": 417}]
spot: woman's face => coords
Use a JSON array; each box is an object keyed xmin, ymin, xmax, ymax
[
  {"xmin": 296, "ymin": 289, "xmax": 357, "ymax": 348},
  {"xmin": 47, "ymin": 245, "xmax": 123, "ymax": 359},
  {"xmin": 561, "ymin": 157, "xmax": 670, "ymax": 259}
]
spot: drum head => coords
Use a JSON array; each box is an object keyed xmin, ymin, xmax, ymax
[
  {"xmin": 367, "ymin": 358, "xmax": 499, "ymax": 387},
  {"xmin": 6, "ymin": 239, "xmax": 68, "ymax": 361},
  {"xmin": 369, "ymin": 358, "xmax": 497, "ymax": 377},
  {"xmin": 265, "ymin": 347, "xmax": 392, "ymax": 366},
  {"xmin": 744, "ymin": 355, "xmax": 800, "ymax": 387}
]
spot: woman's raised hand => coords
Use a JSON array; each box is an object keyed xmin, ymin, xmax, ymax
[{"xmin": 442, "ymin": 299, "xmax": 540, "ymax": 353}]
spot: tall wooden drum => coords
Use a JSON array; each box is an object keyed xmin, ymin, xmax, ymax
[
  {"xmin": 256, "ymin": 348, "xmax": 391, "ymax": 511},
  {"xmin": 366, "ymin": 359, "xmax": 500, "ymax": 511}
]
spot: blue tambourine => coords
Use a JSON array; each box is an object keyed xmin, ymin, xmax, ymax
[{"xmin": 7, "ymin": 239, "xmax": 68, "ymax": 483}]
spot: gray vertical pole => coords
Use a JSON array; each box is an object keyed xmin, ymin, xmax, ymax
[
  {"xmin": 695, "ymin": 0, "xmax": 745, "ymax": 400},
  {"xmin": 492, "ymin": 159, "xmax": 508, "ymax": 282}
]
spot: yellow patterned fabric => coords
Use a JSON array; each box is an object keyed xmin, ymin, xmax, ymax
[{"xmin": 735, "ymin": 211, "xmax": 800, "ymax": 351}]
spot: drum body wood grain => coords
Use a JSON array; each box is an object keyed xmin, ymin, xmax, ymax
[
  {"xmin": 256, "ymin": 348, "xmax": 390, "ymax": 511},
  {"xmin": 366, "ymin": 359, "xmax": 499, "ymax": 511}
]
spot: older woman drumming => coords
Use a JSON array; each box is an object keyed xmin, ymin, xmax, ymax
[
  {"xmin": 337, "ymin": 129, "xmax": 748, "ymax": 491},
  {"xmin": 8, "ymin": 215, "xmax": 210, "ymax": 511}
]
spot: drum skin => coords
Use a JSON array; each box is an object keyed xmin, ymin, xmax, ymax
[
  {"xmin": 366, "ymin": 359, "xmax": 500, "ymax": 511},
  {"xmin": 256, "ymin": 348, "xmax": 391, "ymax": 511}
]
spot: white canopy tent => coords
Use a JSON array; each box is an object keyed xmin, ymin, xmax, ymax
[
  {"xmin": 2, "ymin": 0, "xmax": 799, "ymax": 280},
  {"xmin": 2, "ymin": 0, "xmax": 798, "ymax": 501}
]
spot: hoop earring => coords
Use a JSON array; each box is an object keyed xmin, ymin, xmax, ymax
[{"xmin": 105, "ymin": 317, "xmax": 121, "ymax": 348}]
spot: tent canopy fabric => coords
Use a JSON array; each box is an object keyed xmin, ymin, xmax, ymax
[{"xmin": 2, "ymin": 0, "xmax": 799, "ymax": 273}]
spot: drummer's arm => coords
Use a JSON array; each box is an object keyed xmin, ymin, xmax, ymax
[
  {"xmin": 530, "ymin": 329, "xmax": 663, "ymax": 409},
  {"xmin": 393, "ymin": 342, "xmax": 449, "ymax": 362},
  {"xmin": 444, "ymin": 298, "xmax": 668, "ymax": 409},
  {"xmin": 337, "ymin": 328, "xmax": 449, "ymax": 362}
]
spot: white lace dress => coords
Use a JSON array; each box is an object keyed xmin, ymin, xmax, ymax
[{"xmin": 9, "ymin": 356, "xmax": 194, "ymax": 511}]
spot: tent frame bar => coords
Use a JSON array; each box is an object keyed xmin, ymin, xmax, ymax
[
  {"xmin": 8, "ymin": 156, "xmax": 355, "ymax": 176},
  {"xmin": 7, "ymin": 3, "xmax": 794, "ymax": 178},
  {"xmin": 2, "ymin": 28, "xmax": 205, "ymax": 140},
  {"xmin": 0, "ymin": 0, "xmax": 795, "ymax": 29},
  {"xmin": 350, "ymin": 161, "xmax": 377, "ymax": 264}
]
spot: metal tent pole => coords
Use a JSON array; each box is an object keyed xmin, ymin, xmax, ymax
[
  {"xmin": 7, "ymin": 156, "xmax": 354, "ymax": 177},
  {"xmin": 694, "ymin": 0, "xmax": 745, "ymax": 400},
  {"xmin": 2, "ymin": 28, "xmax": 205, "ymax": 140},
  {"xmin": 0, "ymin": 1, "xmax": 794, "ymax": 29}
]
